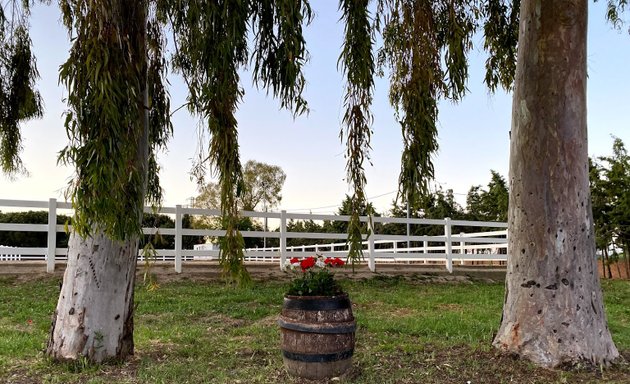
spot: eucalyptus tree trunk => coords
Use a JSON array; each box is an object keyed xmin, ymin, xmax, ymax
[
  {"xmin": 47, "ymin": 134, "xmax": 148, "ymax": 364},
  {"xmin": 46, "ymin": 233, "xmax": 140, "ymax": 362},
  {"xmin": 46, "ymin": 1, "xmax": 149, "ymax": 363},
  {"xmin": 47, "ymin": 115, "xmax": 148, "ymax": 364},
  {"xmin": 493, "ymin": 0, "xmax": 619, "ymax": 368}
]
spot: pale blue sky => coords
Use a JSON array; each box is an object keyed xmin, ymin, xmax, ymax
[{"xmin": 3, "ymin": 2, "xmax": 629, "ymax": 215}]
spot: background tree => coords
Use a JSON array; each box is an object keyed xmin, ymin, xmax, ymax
[
  {"xmin": 601, "ymin": 138, "xmax": 630, "ymax": 277},
  {"xmin": 465, "ymin": 170, "xmax": 509, "ymax": 222},
  {"xmin": 492, "ymin": 0, "xmax": 619, "ymax": 367},
  {"xmin": 331, "ymin": 195, "xmax": 378, "ymax": 235},
  {"xmin": 589, "ymin": 158, "xmax": 615, "ymax": 279},
  {"xmin": 240, "ymin": 160, "xmax": 286, "ymax": 211},
  {"xmin": 593, "ymin": 137, "xmax": 630, "ymax": 278},
  {"xmin": 192, "ymin": 160, "xmax": 285, "ymax": 248},
  {"xmin": 194, "ymin": 160, "xmax": 286, "ymax": 212}
]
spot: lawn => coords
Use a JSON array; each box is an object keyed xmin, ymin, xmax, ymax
[{"xmin": 0, "ymin": 275, "xmax": 629, "ymax": 383}]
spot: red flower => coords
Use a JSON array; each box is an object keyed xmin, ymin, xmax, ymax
[
  {"xmin": 332, "ymin": 257, "xmax": 345, "ymax": 267},
  {"xmin": 290, "ymin": 257, "xmax": 299, "ymax": 264},
  {"xmin": 300, "ymin": 257, "xmax": 316, "ymax": 271},
  {"xmin": 323, "ymin": 257, "xmax": 345, "ymax": 267}
]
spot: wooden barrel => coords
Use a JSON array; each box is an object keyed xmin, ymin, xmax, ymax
[{"xmin": 278, "ymin": 293, "xmax": 356, "ymax": 380}]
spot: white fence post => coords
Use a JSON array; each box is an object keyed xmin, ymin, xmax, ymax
[
  {"xmin": 444, "ymin": 217, "xmax": 453, "ymax": 273},
  {"xmin": 175, "ymin": 205, "xmax": 182, "ymax": 273},
  {"xmin": 46, "ymin": 198, "xmax": 57, "ymax": 273},
  {"xmin": 367, "ymin": 217, "xmax": 375, "ymax": 272},
  {"xmin": 422, "ymin": 240, "xmax": 428, "ymax": 264},
  {"xmin": 459, "ymin": 232, "xmax": 466, "ymax": 265},
  {"xmin": 279, "ymin": 210, "xmax": 287, "ymax": 270}
]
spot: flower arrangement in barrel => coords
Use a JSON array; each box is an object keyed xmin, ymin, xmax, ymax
[{"xmin": 283, "ymin": 254, "xmax": 346, "ymax": 296}]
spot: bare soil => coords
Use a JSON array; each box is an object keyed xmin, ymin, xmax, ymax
[{"xmin": 0, "ymin": 261, "xmax": 508, "ymax": 284}]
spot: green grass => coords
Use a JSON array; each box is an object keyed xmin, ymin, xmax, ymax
[{"xmin": 0, "ymin": 275, "xmax": 629, "ymax": 383}]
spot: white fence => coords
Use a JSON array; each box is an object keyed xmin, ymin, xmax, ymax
[
  {"xmin": 0, "ymin": 244, "xmax": 20, "ymax": 261},
  {"xmin": 0, "ymin": 198, "xmax": 508, "ymax": 273}
]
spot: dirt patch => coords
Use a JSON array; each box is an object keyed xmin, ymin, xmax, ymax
[
  {"xmin": 254, "ymin": 315, "xmax": 280, "ymax": 328},
  {"xmin": 1, "ymin": 261, "xmax": 507, "ymax": 284},
  {"xmin": 389, "ymin": 308, "xmax": 415, "ymax": 318},
  {"xmin": 435, "ymin": 303, "xmax": 463, "ymax": 312}
]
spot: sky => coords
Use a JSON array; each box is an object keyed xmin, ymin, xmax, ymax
[{"xmin": 2, "ymin": 2, "xmax": 630, "ymax": 216}]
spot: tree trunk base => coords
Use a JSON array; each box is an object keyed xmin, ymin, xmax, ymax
[{"xmin": 46, "ymin": 232, "xmax": 138, "ymax": 363}]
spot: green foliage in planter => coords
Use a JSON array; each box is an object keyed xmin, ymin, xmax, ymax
[
  {"xmin": 286, "ymin": 268, "xmax": 344, "ymax": 297},
  {"xmin": 284, "ymin": 256, "xmax": 346, "ymax": 296}
]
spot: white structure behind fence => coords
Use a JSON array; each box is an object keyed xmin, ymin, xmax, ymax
[{"xmin": 0, "ymin": 198, "xmax": 508, "ymax": 273}]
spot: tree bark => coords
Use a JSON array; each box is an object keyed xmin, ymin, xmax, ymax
[
  {"xmin": 46, "ymin": 0, "xmax": 149, "ymax": 363},
  {"xmin": 46, "ymin": 233, "xmax": 138, "ymax": 362},
  {"xmin": 493, "ymin": 0, "xmax": 619, "ymax": 368}
]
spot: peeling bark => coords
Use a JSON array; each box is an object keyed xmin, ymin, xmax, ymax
[{"xmin": 493, "ymin": 0, "xmax": 619, "ymax": 368}]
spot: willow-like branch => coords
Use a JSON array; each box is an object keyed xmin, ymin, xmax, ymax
[
  {"xmin": 165, "ymin": 0, "xmax": 312, "ymax": 284},
  {"xmin": 483, "ymin": 0, "xmax": 519, "ymax": 92},
  {"xmin": 339, "ymin": 0, "xmax": 376, "ymax": 268},
  {"xmin": 0, "ymin": 2, "xmax": 42, "ymax": 177},
  {"xmin": 379, "ymin": 0, "xmax": 477, "ymax": 208},
  {"xmin": 57, "ymin": 0, "xmax": 169, "ymax": 241}
]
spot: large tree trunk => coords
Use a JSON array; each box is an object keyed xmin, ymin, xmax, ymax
[
  {"xmin": 493, "ymin": 0, "xmax": 619, "ymax": 368},
  {"xmin": 46, "ymin": 233, "xmax": 138, "ymax": 361},
  {"xmin": 46, "ymin": 0, "xmax": 149, "ymax": 363}
]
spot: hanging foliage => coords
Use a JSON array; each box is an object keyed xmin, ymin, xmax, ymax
[
  {"xmin": 482, "ymin": 0, "xmax": 520, "ymax": 92},
  {"xmin": 339, "ymin": 0, "xmax": 376, "ymax": 268},
  {"xmin": 164, "ymin": 0, "xmax": 312, "ymax": 284},
  {"xmin": 379, "ymin": 1, "xmax": 475, "ymax": 208},
  {"xmin": 57, "ymin": 0, "xmax": 171, "ymax": 241},
  {"xmin": 0, "ymin": 3, "xmax": 43, "ymax": 177}
]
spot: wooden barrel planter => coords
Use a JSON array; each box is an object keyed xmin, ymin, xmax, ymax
[{"xmin": 278, "ymin": 293, "xmax": 356, "ymax": 380}]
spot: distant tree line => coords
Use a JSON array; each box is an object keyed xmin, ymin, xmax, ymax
[
  {"xmin": 276, "ymin": 171, "xmax": 509, "ymax": 250},
  {"xmin": 590, "ymin": 137, "xmax": 630, "ymax": 279}
]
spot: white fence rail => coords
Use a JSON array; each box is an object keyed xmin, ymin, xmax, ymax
[{"xmin": 0, "ymin": 198, "xmax": 508, "ymax": 273}]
